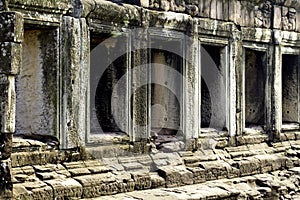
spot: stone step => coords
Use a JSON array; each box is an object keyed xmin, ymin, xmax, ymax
[
  {"xmin": 11, "ymin": 136, "xmax": 300, "ymax": 199},
  {"xmin": 12, "ymin": 144, "xmax": 300, "ymax": 199},
  {"xmin": 11, "ymin": 137, "xmax": 86, "ymax": 167}
]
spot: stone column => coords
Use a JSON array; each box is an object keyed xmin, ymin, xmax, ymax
[
  {"xmin": 271, "ymin": 30, "xmax": 282, "ymax": 141},
  {"xmin": 0, "ymin": 11, "xmax": 23, "ymax": 199},
  {"xmin": 229, "ymin": 25, "xmax": 242, "ymax": 141},
  {"xmin": 130, "ymin": 29, "xmax": 150, "ymax": 152},
  {"xmin": 265, "ymin": 45, "xmax": 274, "ymax": 136},
  {"xmin": 183, "ymin": 18, "xmax": 200, "ymax": 144},
  {"xmin": 61, "ymin": 16, "xmax": 89, "ymax": 148}
]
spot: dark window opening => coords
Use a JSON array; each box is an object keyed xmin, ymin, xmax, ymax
[
  {"xmin": 90, "ymin": 33, "xmax": 128, "ymax": 134},
  {"xmin": 150, "ymin": 48, "xmax": 183, "ymax": 135},
  {"xmin": 282, "ymin": 54, "xmax": 299, "ymax": 130},
  {"xmin": 201, "ymin": 44, "xmax": 225, "ymax": 129},
  {"xmin": 244, "ymin": 49, "xmax": 266, "ymax": 128}
]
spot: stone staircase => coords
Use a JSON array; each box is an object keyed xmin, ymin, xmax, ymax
[{"xmin": 11, "ymin": 134, "xmax": 300, "ymax": 199}]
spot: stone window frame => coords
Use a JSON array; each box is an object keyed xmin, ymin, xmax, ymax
[
  {"xmin": 241, "ymin": 43, "xmax": 270, "ymax": 134},
  {"xmin": 278, "ymin": 46, "xmax": 300, "ymax": 132},
  {"xmin": 147, "ymin": 28, "xmax": 186, "ymax": 139},
  {"xmin": 199, "ymin": 37, "xmax": 230, "ymax": 134},
  {"xmin": 86, "ymin": 25, "xmax": 132, "ymax": 145},
  {"xmin": 86, "ymin": 25, "xmax": 203, "ymax": 145}
]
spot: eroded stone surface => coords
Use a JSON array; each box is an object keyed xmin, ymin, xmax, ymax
[{"xmin": 9, "ymin": 137, "xmax": 300, "ymax": 199}]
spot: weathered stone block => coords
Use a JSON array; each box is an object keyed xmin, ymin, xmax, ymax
[
  {"xmin": 74, "ymin": 172, "xmax": 118, "ymax": 197},
  {"xmin": 210, "ymin": 0, "xmax": 217, "ymax": 19},
  {"xmin": 200, "ymin": 160, "xmax": 231, "ymax": 180},
  {"xmin": 0, "ymin": 75, "xmax": 15, "ymax": 133},
  {"xmin": 157, "ymin": 166, "xmax": 193, "ymax": 187},
  {"xmin": 116, "ymin": 180, "xmax": 135, "ymax": 193},
  {"xmin": 199, "ymin": 0, "xmax": 210, "ymax": 17},
  {"xmin": 30, "ymin": 185, "xmax": 53, "ymax": 200},
  {"xmin": 0, "ymin": 12, "xmax": 23, "ymax": 42},
  {"xmin": 150, "ymin": 172, "xmax": 165, "ymax": 188},
  {"xmin": 150, "ymin": 152, "xmax": 183, "ymax": 169},
  {"xmin": 45, "ymin": 178, "xmax": 82, "ymax": 199},
  {"xmin": 0, "ymin": 42, "xmax": 21, "ymax": 75},
  {"xmin": 241, "ymin": 2, "xmax": 254, "ymax": 27},
  {"xmin": 115, "ymin": 172, "xmax": 135, "ymax": 193},
  {"xmin": 187, "ymin": 167, "xmax": 206, "ymax": 183},
  {"xmin": 254, "ymin": 154, "xmax": 274, "ymax": 173},
  {"xmin": 13, "ymin": 184, "xmax": 29, "ymax": 200},
  {"xmin": 273, "ymin": 5, "xmax": 282, "ymax": 29},
  {"xmin": 0, "ymin": 159, "xmax": 12, "ymax": 199},
  {"xmin": 0, "ymin": 133, "xmax": 12, "ymax": 159},
  {"xmin": 131, "ymin": 171, "xmax": 152, "ymax": 190},
  {"xmin": 229, "ymin": 0, "xmax": 241, "ymax": 25},
  {"xmin": 234, "ymin": 157, "xmax": 261, "ymax": 176},
  {"xmin": 68, "ymin": 168, "xmax": 91, "ymax": 176}
]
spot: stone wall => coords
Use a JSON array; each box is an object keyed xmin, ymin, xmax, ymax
[{"xmin": 0, "ymin": 0, "xmax": 300, "ymax": 198}]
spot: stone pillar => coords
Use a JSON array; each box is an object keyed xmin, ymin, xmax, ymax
[
  {"xmin": 61, "ymin": 16, "xmax": 89, "ymax": 148},
  {"xmin": 131, "ymin": 29, "xmax": 150, "ymax": 148},
  {"xmin": 229, "ymin": 25, "xmax": 241, "ymax": 139},
  {"xmin": 0, "ymin": 11, "xmax": 23, "ymax": 199},
  {"xmin": 183, "ymin": 18, "xmax": 200, "ymax": 143},
  {"xmin": 271, "ymin": 31, "xmax": 282, "ymax": 141},
  {"xmin": 265, "ymin": 45, "xmax": 274, "ymax": 136}
]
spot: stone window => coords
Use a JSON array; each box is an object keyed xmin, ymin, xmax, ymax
[
  {"xmin": 150, "ymin": 47, "xmax": 183, "ymax": 136},
  {"xmin": 243, "ymin": 49, "xmax": 266, "ymax": 131},
  {"xmin": 89, "ymin": 31, "xmax": 130, "ymax": 144},
  {"xmin": 282, "ymin": 54, "xmax": 300, "ymax": 130},
  {"xmin": 201, "ymin": 44, "xmax": 227, "ymax": 131}
]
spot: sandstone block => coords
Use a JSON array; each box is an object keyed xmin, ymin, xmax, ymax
[
  {"xmin": 69, "ymin": 168, "xmax": 91, "ymax": 176},
  {"xmin": 273, "ymin": 5, "xmax": 282, "ymax": 29},
  {"xmin": 150, "ymin": 172, "xmax": 165, "ymax": 188},
  {"xmin": 187, "ymin": 167, "xmax": 206, "ymax": 183},
  {"xmin": 0, "ymin": 12, "xmax": 23, "ymax": 42},
  {"xmin": 45, "ymin": 178, "xmax": 82, "ymax": 199},
  {"xmin": 0, "ymin": 42, "xmax": 21, "ymax": 75},
  {"xmin": 131, "ymin": 171, "xmax": 152, "ymax": 190},
  {"xmin": 157, "ymin": 166, "xmax": 193, "ymax": 187}
]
